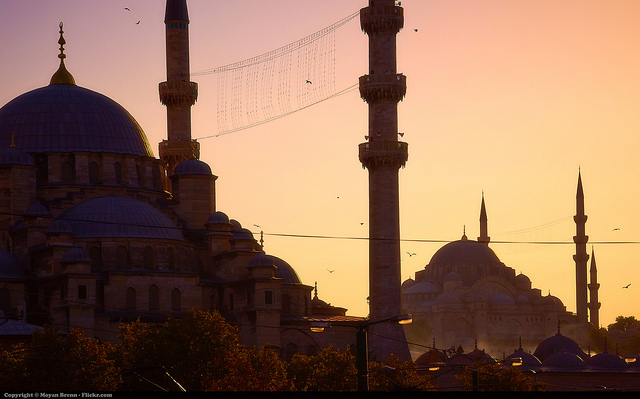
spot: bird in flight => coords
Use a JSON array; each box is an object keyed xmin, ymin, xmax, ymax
[
  {"xmin": 124, "ymin": 7, "xmax": 130, "ymax": 11},
  {"xmin": 406, "ymin": 252, "xmax": 417, "ymax": 257},
  {"xmin": 613, "ymin": 228, "xmax": 620, "ymax": 231},
  {"xmin": 623, "ymin": 283, "xmax": 631, "ymax": 289},
  {"xmin": 327, "ymin": 269, "xmax": 335, "ymax": 274}
]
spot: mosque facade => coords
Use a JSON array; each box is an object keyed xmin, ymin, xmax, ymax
[
  {"xmin": 0, "ymin": 0, "xmax": 362, "ymax": 357},
  {"xmin": 402, "ymin": 182, "xmax": 597, "ymax": 358}
]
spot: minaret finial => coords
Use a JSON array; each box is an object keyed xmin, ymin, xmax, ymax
[{"xmin": 50, "ymin": 22, "xmax": 76, "ymax": 85}]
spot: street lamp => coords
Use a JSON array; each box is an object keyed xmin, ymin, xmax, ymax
[{"xmin": 311, "ymin": 314, "xmax": 412, "ymax": 391}]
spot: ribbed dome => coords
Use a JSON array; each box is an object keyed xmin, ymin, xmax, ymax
[
  {"xmin": 57, "ymin": 195, "xmax": 184, "ymax": 241},
  {"xmin": 206, "ymin": 211, "xmax": 230, "ymax": 225},
  {"xmin": 0, "ymin": 84, "xmax": 153, "ymax": 157},
  {"xmin": 589, "ymin": 351, "xmax": 629, "ymax": 370}
]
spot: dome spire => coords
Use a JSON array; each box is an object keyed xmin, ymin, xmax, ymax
[{"xmin": 50, "ymin": 22, "xmax": 76, "ymax": 85}]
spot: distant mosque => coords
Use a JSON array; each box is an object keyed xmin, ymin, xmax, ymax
[
  {"xmin": 401, "ymin": 174, "xmax": 598, "ymax": 358},
  {"xmin": 0, "ymin": 0, "xmax": 361, "ymax": 357}
]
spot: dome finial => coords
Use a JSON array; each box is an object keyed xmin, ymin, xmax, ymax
[
  {"xmin": 10, "ymin": 132, "xmax": 15, "ymax": 148},
  {"xmin": 50, "ymin": 22, "xmax": 76, "ymax": 85},
  {"xmin": 461, "ymin": 225, "xmax": 468, "ymax": 240}
]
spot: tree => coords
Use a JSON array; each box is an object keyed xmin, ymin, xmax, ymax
[
  {"xmin": 368, "ymin": 353, "xmax": 436, "ymax": 391},
  {"xmin": 607, "ymin": 316, "xmax": 639, "ymax": 332},
  {"xmin": 286, "ymin": 345, "xmax": 357, "ymax": 391},
  {"xmin": 0, "ymin": 325, "xmax": 120, "ymax": 391}
]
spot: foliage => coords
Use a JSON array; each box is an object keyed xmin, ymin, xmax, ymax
[
  {"xmin": 607, "ymin": 316, "xmax": 639, "ymax": 332},
  {"xmin": 286, "ymin": 345, "xmax": 357, "ymax": 391},
  {"xmin": 0, "ymin": 325, "xmax": 121, "ymax": 391},
  {"xmin": 455, "ymin": 363, "xmax": 546, "ymax": 391},
  {"xmin": 368, "ymin": 353, "xmax": 435, "ymax": 391}
]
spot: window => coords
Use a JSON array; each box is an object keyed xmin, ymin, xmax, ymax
[
  {"xmin": 78, "ymin": 285, "xmax": 87, "ymax": 300},
  {"xmin": 265, "ymin": 290, "xmax": 274, "ymax": 305},
  {"xmin": 115, "ymin": 162, "xmax": 123, "ymax": 185},
  {"xmin": 282, "ymin": 294, "xmax": 291, "ymax": 315},
  {"xmin": 61, "ymin": 161, "xmax": 75, "ymax": 183},
  {"xmin": 89, "ymin": 246, "xmax": 101, "ymax": 273},
  {"xmin": 149, "ymin": 285, "xmax": 159, "ymax": 311},
  {"xmin": 126, "ymin": 287, "xmax": 136, "ymax": 310},
  {"xmin": 89, "ymin": 161, "xmax": 101, "ymax": 184},
  {"xmin": 171, "ymin": 289, "xmax": 181, "ymax": 311},
  {"xmin": 143, "ymin": 246, "xmax": 154, "ymax": 270},
  {"xmin": 116, "ymin": 246, "xmax": 129, "ymax": 269}
]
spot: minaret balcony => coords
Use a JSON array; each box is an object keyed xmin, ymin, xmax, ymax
[
  {"xmin": 360, "ymin": 5, "xmax": 404, "ymax": 34},
  {"xmin": 359, "ymin": 74, "xmax": 407, "ymax": 103},
  {"xmin": 359, "ymin": 141, "xmax": 408, "ymax": 169},
  {"xmin": 159, "ymin": 81, "xmax": 198, "ymax": 106}
]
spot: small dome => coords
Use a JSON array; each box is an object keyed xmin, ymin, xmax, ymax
[
  {"xmin": 515, "ymin": 295, "xmax": 532, "ymax": 304},
  {"xmin": 515, "ymin": 273, "xmax": 531, "ymax": 289},
  {"xmin": 206, "ymin": 211, "xmax": 230, "ymax": 225},
  {"xmin": 506, "ymin": 348, "xmax": 542, "ymax": 369},
  {"xmin": 25, "ymin": 202, "xmax": 50, "ymax": 217},
  {"xmin": 534, "ymin": 332, "xmax": 589, "ymax": 363},
  {"xmin": 404, "ymin": 280, "xmax": 440, "ymax": 294},
  {"xmin": 0, "ymin": 146, "xmax": 34, "ymax": 167},
  {"xmin": 0, "ymin": 248, "xmax": 25, "ymax": 279},
  {"xmin": 61, "ymin": 247, "xmax": 92, "ymax": 264},
  {"xmin": 489, "ymin": 293, "xmax": 515, "ymax": 306},
  {"xmin": 269, "ymin": 255, "xmax": 302, "ymax": 284},
  {"xmin": 542, "ymin": 351, "xmax": 587, "ymax": 369},
  {"xmin": 401, "ymin": 278, "xmax": 416, "ymax": 290},
  {"xmin": 248, "ymin": 253, "xmax": 275, "ymax": 269},
  {"xmin": 231, "ymin": 228, "xmax": 254, "ymax": 241},
  {"xmin": 173, "ymin": 158, "xmax": 212, "ymax": 176},
  {"xmin": 433, "ymin": 292, "xmax": 462, "ymax": 305},
  {"xmin": 444, "ymin": 271, "xmax": 463, "ymax": 282},
  {"xmin": 57, "ymin": 195, "xmax": 184, "ymax": 241},
  {"xmin": 589, "ymin": 351, "xmax": 629, "ymax": 370}
]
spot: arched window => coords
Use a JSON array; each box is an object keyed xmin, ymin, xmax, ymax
[
  {"xmin": 136, "ymin": 164, "xmax": 144, "ymax": 187},
  {"xmin": 114, "ymin": 162, "xmax": 123, "ymax": 185},
  {"xmin": 143, "ymin": 246, "xmax": 154, "ymax": 270},
  {"xmin": 89, "ymin": 246, "xmax": 102, "ymax": 273},
  {"xmin": 126, "ymin": 287, "xmax": 136, "ymax": 310},
  {"xmin": 35, "ymin": 154, "xmax": 48, "ymax": 183},
  {"xmin": 61, "ymin": 161, "xmax": 75, "ymax": 183},
  {"xmin": 89, "ymin": 161, "xmax": 101, "ymax": 184},
  {"xmin": 167, "ymin": 247, "xmax": 175, "ymax": 270},
  {"xmin": 149, "ymin": 285, "xmax": 159, "ymax": 311},
  {"xmin": 284, "ymin": 343, "xmax": 298, "ymax": 361},
  {"xmin": 116, "ymin": 246, "xmax": 129, "ymax": 269},
  {"xmin": 282, "ymin": 294, "xmax": 291, "ymax": 315},
  {"xmin": 171, "ymin": 289, "xmax": 181, "ymax": 311}
]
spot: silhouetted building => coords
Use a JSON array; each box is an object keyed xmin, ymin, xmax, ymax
[{"xmin": 0, "ymin": 0, "xmax": 362, "ymax": 356}]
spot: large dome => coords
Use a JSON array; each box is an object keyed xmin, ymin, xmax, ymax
[
  {"xmin": 429, "ymin": 239, "xmax": 502, "ymax": 266},
  {"xmin": 57, "ymin": 195, "xmax": 184, "ymax": 241},
  {"xmin": 0, "ymin": 84, "xmax": 153, "ymax": 157}
]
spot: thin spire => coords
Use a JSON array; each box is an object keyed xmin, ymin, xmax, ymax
[{"xmin": 50, "ymin": 22, "xmax": 76, "ymax": 85}]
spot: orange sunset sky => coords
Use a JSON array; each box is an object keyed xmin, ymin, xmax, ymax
[{"xmin": 1, "ymin": 0, "xmax": 639, "ymax": 329}]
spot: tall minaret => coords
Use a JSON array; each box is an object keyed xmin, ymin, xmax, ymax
[
  {"xmin": 588, "ymin": 247, "xmax": 601, "ymax": 328},
  {"xmin": 478, "ymin": 193, "xmax": 490, "ymax": 246},
  {"xmin": 358, "ymin": 0, "xmax": 410, "ymax": 361},
  {"xmin": 573, "ymin": 170, "xmax": 589, "ymax": 324},
  {"xmin": 159, "ymin": 0, "xmax": 200, "ymax": 177}
]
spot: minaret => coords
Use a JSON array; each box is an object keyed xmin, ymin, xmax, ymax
[
  {"xmin": 573, "ymin": 170, "xmax": 589, "ymax": 324},
  {"xmin": 478, "ymin": 193, "xmax": 490, "ymax": 246},
  {"xmin": 159, "ymin": 0, "xmax": 200, "ymax": 177},
  {"xmin": 588, "ymin": 247, "xmax": 601, "ymax": 328},
  {"xmin": 358, "ymin": 0, "xmax": 410, "ymax": 361}
]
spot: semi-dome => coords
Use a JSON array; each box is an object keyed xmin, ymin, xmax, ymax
[
  {"xmin": 56, "ymin": 195, "xmax": 184, "ymax": 241},
  {"xmin": 0, "ymin": 84, "xmax": 153, "ymax": 158},
  {"xmin": 173, "ymin": 158, "xmax": 212, "ymax": 176}
]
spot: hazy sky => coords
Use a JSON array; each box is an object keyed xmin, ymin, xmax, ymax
[{"xmin": 1, "ymin": 0, "xmax": 639, "ymax": 329}]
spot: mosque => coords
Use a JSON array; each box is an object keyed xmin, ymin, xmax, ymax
[
  {"xmin": 0, "ymin": 0, "xmax": 362, "ymax": 357},
  {"xmin": 401, "ymin": 180, "xmax": 597, "ymax": 358}
]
